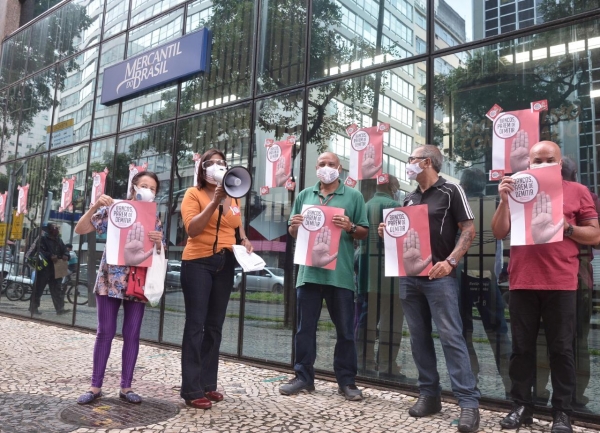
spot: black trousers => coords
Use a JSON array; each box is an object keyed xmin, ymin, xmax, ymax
[
  {"xmin": 508, "ymin": 289, "xmax": 576, "ymax": 414},
  {"xmin": 30, "ymin": 265, "xmax": 64, "ymax": 313}
]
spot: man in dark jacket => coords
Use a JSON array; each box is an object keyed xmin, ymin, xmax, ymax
[{"xmin": 29, "ymin": 223, "xmax": 70, "ymax": 315}]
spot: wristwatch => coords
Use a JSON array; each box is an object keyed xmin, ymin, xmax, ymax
[
  {"xmin": 348, "ymin": 223, "xmax": 357, "ymax": 234},
  {"xmin": 446, "ymin": 257, "xmax": 458, "ymax": 268},
  {"xmin": 564, "ymin": 223, "xmax": 574, "ymax": 237}
]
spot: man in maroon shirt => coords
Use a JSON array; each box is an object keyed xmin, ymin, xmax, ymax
[{"xmin": 491, "ymin": 141, "xmax": 600, "ymax": 433}]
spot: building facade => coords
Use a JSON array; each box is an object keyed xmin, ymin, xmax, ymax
[{"xmin": 1, "ymin": 0, "xmax": 600, "ymax": 419}]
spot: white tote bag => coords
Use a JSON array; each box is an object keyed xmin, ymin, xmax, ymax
[{"xmin": 144, "ymin": 245, "xmax": 167, "ymax": 307}]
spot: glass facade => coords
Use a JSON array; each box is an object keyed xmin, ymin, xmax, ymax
[{"xmin": 1, "ymin": 0, "xmax": 600, "ymax": 418}]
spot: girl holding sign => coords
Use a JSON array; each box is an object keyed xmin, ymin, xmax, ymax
[
  {"xmin": 179, "ymin": 149, "xmax": 253, "ymax": 410},
  {"xmin": 74, "ymin": 171, "xmax": 163, "ymax": 405}
]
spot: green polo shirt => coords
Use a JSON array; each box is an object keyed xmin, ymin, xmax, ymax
[
  {"xmin": 290, "ymin": 180, "xmax": 368, "ymax": 291},
  {"xmin": 357, "ymin": 192, "xmax": 400, "ymax": 295}
]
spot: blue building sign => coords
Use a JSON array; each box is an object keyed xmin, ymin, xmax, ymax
[{"xmin": 101, "ymin": 29, "xmax": 212, "ymax": 105}]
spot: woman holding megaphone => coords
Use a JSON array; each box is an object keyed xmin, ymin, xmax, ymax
[{"xmin": 179, "ymin": 149, "xmax": 253, "ymax": 409}]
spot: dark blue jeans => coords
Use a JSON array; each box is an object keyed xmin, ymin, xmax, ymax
[
  {"xmin": 180, "ymin": 249, "xmax": 234, "ymax": 400},
  {"xmin": 400, "ymin": 276, "xmax": 480, "ymax": 408},
  {"xmin": 294, "ymin": 283, "xmax": 357, "ymax": 387}
]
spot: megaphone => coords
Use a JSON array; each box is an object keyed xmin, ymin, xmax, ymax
[{"xmin": 213, "ymin": 165, "xmax": 252, "ymax": 198}]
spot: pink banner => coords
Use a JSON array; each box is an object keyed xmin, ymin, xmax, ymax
[
  {"xmin": 508, "ymin": 165, "xmax": 563, "ymax": 246},
  {"xmin": 193, "ymin": 153, "xmax": 201, "ymax": 187},
  {"xmin": 90, "ymin": 168, "xmax": 109, "ymax": 207},
  {"xmin": 346, "ymin": 123, "xmax": 389, "ymax": 183},
  {"xmin": 490, "ymin": 104, "xmax": 541, "ymax": 174},
  {"xmin": 105, "ymin": 200, "xmax": 157, "ymax": 267},
  {"xmin": 293, "ymin": 205, "xmax": 344, "ymax": 270},
  {"xmin": 0, "ymin": 192, "xmax": 6, "ymax": 222},
  {"xmin": 383, "ymin": 205, "xmax": 432, "ymax": 277},
  {"xmin": 127, "ymin": 162, "xmax": 149, "ymax": 199},
  {"xmin": 264, "ymin": 136, "xmax": 295, "ymax": 188},
  {"xmin": 59, "ymin": 176, "xmax": 76, "ymax": 212},
  {"xmin": 16, "ymin": 184, "xmax": 29, "ymax": 216}
]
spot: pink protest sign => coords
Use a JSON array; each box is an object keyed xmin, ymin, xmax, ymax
[
  {"xmin": 192, "ymin": 154, "xmax": 201, "ymax": 187},
  {"xmin": 346, "ymin": 123, "xmax": 389, "ymax": 184},
  {"xmin": 90, "ymin": 168, "xmax": 109, "ymax": 207},
  {"xmin": 59, "ymin": 176, "xmax": 76, "ymax": 212},
  {"xmin": 293, "ymin": 205, "xmax": 344, "ymax": 270},
  {"xmin": 264, "ymin": 136, "xmax": 295, "ymax": 188},
  {"xmin": 0, "ymin": 192, "xmax": 7, "ymax": 222},
  {"xmin": 508, "ymin": 165, "xmax": 563, "ymax": 246},
  {"xmin": 105, "ymin": 200, "xmax": 157, "ymax": 267},
  {"xmin": 383, "ymin": 205, "xmax": 432, "ymax": 277},
  {"xmin": 126, "ymin": 162, "xmax": 149, "ymax": 198},
  {"xmin": 16, "ymin": 184, "xmax": 29, "ymax": 216}
]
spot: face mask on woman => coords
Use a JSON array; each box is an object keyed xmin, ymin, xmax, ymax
[
  {"xmin": 205, "ymin": 165, "xmax": 220, "ymax": 185},
  {"xmin": 317, "ymin": 166, "xmax": 340, "ymax": 184},
  {"xmin": 530, "ymin": 162, "xmax": 559, "ymax": 170},
  {"xmin": 134, "ymin": 186, "xmax": 155, "ymax": 202}
]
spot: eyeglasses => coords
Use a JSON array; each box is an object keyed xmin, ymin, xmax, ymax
[
  {"xmin": 407, "ymin": 156, "xmax": 427, "ymax": 163},
  {"xmin": 202, "ymin": 160, "xmax": 228, "ymax": 169}
]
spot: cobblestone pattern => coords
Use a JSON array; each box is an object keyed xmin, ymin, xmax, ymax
[{"xmin": 0, "ymin": 316, "xmax": 599, "ymax": 433}]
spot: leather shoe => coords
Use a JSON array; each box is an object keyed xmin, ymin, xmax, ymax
[
  {"xmin": 551, "ymin": 411, "xmax": 573, "ymax": 433},
  {"xmin": 186, "ymin": 397, "xmax": 212, "ymax": 409},
  {"xmin": 205, "ymin": 391, "xmax": 224, "ymax": 402},
  {"xmin": 458, "ymin": 408, "xmax": 480, "ymax": 432},
  {"xmin": 408, "ymin": 395, "xmax": 442, "ymax": 417},
  {"xmin": 337, "ymin": 384, "xmax": 363, "ymax": 401},
  {"xmin": 499, "ymin": 405, "xmax": 533, "ymax": 429}
]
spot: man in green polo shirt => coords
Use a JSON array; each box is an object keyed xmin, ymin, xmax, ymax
[{"xmin": 279, "ymin": 152, "xmax": 369, "ymax": 401}]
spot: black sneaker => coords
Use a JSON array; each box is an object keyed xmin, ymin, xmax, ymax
[
  {"xmin": 408, "ymin": 395, "xmax": 442, "ymax": 417},
  {"xmin": 279, "ymin": 377, "xmax": 315, "ymax": 395}
]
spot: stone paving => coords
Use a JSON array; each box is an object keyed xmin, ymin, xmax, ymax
[{"xmin": 0, "ymin": 316, "xmax": 599, "ymax": 433}]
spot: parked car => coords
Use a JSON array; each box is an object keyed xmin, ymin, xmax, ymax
[
  {"xmin": 165, "ymin": 260, "xmax": 182, "ymax": 292},
  {"xmin": 233, "ymin": 267, "xmax": 284, "ymax": 293}
]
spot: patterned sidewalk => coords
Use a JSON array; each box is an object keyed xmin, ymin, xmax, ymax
[{"xmin": 0, "ymin": 315, "xmax": 599, "ymax": 433}]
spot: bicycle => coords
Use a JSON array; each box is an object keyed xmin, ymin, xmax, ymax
[{"xmin": 17, "ymin": 273, "xmax": 88, "ymax": 305}]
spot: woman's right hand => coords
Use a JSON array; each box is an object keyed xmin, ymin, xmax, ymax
[
  {"xmin": 212, "ymin": 185, "xmax": 227, "ymax": 204},
  {"xmin": 93, "ymin": 194, "xmax": 113, "ymax": 211}
]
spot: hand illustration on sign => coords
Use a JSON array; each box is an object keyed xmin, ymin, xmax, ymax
[
  {"xmin": 362, "ymin": 144, "xmax": 383, "ymax": 179},
  {"xmin": 275, "ymin": 156, "xmax": 290, "ymax": 187},
  {"xmin": 510, "ymin": 130, "xmax": 530, "ymax": 173},
  {"xmin": 531, "ymin": 192, "xmax": 564, "ymax": 244},
  {"xmin": 124, "ymin": 222, "xmax": 153, "ymax": 266},
  {"xmin": 311, "ymin": 226, "xmax": 338, "ymax": 268},
  {"xmin": 403, "ymin": 228, "xmax": 432, "ymax": 276}
]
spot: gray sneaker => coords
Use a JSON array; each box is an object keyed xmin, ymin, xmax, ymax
[
  {"xmin": 279, "ymin": 377, "xmax": 315, "ymax": 395},
  {"xmin": 338, "ymin": 384, "xmax": 363, "ymax": 401}
]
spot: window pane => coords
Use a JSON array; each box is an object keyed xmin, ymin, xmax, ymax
[
  {"xmin": 257, "ymin": 0, "xmax": 307, "ymax": 94},
  {"xmin": 0, "ymin": 28, "xmax": 31, "ymax": 87},
  {"xmin": 241, "ymin": 91, "xmax": 304, "ymax": 363},
  {"xmin": 120, "ymin": 85, "xmax": 178, "ymax": 132},
  {"xmin": 433, "ymin": 17, "xmax": 600, "ymax": 409},
  {"xmin": 163, "ymin": 103, "xmax": 252, "ymax": 351},
  {"xmin": 127, "ymin": 8, "xmax": 184, "ymax": 58},
  {"xmin": 131, "ymin": 0, "xmax": 187, "ymax": 27},
  {"xmin": 0, "ymin": 154, "xmax": 48, "ymax": 319},
  {"xmin": 103, "ymin": 0, "xmax": 129, "ymax": 38},
  {"xmin": 179, "ymin": 0, "xmax": 256, "ymax": 115},
  {"xmin": 16, "ymin": 68, "xmax": 57, "ymax": 158},
  {"xmin": 52, "ymin": 47, "xmax": 99, "ymax": 147},
  {"xmin": 92, "ymin": 35, "xmax": 126, "ymax": 138},
  {"xmin": 311, "ymin": 0, "xmax": 426, "ymax": 81},
  {"xmin": 0, "ymin": 85, "xmax": 22, "ymax": 161}
]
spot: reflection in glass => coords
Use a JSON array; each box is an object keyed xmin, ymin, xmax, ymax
[
  {"xmin": 257, "ymin": 0, "xmax": 307, "ymax": 94},
  {"xmin": 131, "ymin": 0, "xmax": 187, "ymax": 27},
  {"xmin": 17, "ymin": 68, "xmax": 58, "ymax": 159},
  {"xmin": 92, "ymin": 35, "xmax": 126, "ymax": 138},
  {"xmin": 179, "ymin": 0, "xmax": 255, "ymax": 115},
  {"xmin": 0, "ymin": 154, "xmax": 47, "ymax": 319},
  {"xmin": 120, "ymin": 85, "xmax": 178, "ymax": 131},
  {"xmin": 311, "ymin": 0, "xmax": 425, "ymax": 81},
  {"xmin": 0, "ymin": 28, "xmax": 31, "ymax": 87},
  {"xmin": 103, "ymin": 0, "xmax": 129, "ymax": 38},
  {"xmin": 53, "ymin": 48, "xmax": 99, "ymax": 147},
  {"xmin": 0, "ymin": 86, "xmax": 22, "ymax": 162},
  {"xmin": 127, "ymin": 8, "xmax": 184, "ymax": 58}
]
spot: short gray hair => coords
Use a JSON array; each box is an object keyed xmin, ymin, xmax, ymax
[{"xmin": 416, "ymin": 144, "xmax": 443, "ymax": 173}]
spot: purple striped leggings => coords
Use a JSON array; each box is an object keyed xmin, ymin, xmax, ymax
[{"xmin": 91, "ymin": 294, "xmax": 146, "ymax": 388}]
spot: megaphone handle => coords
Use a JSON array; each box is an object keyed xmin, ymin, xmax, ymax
[{"xmin": 212, "ymin": 204, "xmax": 224, "ymax": 255}]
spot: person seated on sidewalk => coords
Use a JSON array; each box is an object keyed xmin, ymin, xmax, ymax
[{"xmin": 74, "ymin": 171, "xmax": 164, "ymax": 405}]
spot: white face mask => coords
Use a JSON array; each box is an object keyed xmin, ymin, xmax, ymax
[
  {"xmin": 317, "ymin": 165, "xmax": 340, "ymax": 184},
  {"xmin": 406, "ymin": 161, "xmax": 424, "ymax": 180},
  {"xmin": 133, "ymin": 185, "xmax": 155, "ymax": 202},
  {"xmin": 530, "ymin": 162, "xmax": 559, "ymax": 170},
  {"xmin": 205, "ymin": 165, "xmax": 219, "ymax": 185}
]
